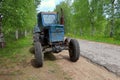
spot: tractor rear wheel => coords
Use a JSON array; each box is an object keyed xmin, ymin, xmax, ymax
[
  {"xmin": 34, "ymin": 42, "xmax": 44, "ymax": 67},
  {"xmin": 69, "ymin": 39, "xmax": 80, "ymax": 62}
]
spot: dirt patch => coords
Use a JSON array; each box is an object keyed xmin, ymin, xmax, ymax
[
  {"xmin": 0, "ymin": 47, "xmax": 71, "ymax": 80},
  {"xmin": 0, "ymin": 46, "xmax": 120, "ymax": 80},
  {"xmin": 54, "ymin": 50, "xmax": 120, "ymax": 80}
]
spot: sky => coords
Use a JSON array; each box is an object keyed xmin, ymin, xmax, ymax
[{"xmin": 36, "ymin": 0, "xmax": 64, "ymax": 12}]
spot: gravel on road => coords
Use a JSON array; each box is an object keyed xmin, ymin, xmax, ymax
[{"xmin": 78, "ymin": 39, "xmax": 120, "ymax": 76}]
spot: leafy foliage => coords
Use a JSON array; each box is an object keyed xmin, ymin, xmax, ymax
[
  {"xmin": 55, "ymin": 0, "xmax": 120, "ymax": 40},
  {"xmin": 0, "ymin": 0, "xmax": 40, "ymax": 34},
  {"xmin": 55, "ymin": 1, "xmax": 72, "ymax": 33}
]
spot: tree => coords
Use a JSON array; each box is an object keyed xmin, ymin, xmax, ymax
[
  {"xmin": 72, "ymin": 0, "xmax": 90, "ymax": 36},
  {"xmin": 72, "ymin": 0, "xmax": 105, "ymax": 36},
  {"xmin": 0, "ymin": 0, "xmax": 40, "ymax": 34},
  {"xmin": 54, "ymin": 0, "xmax": 120, "ymax": 40},
  {"xmin": 114, "ymin": 0, "xmax": 120, "ymax": 39},
  {"xmin": 88, "ymin": 0, "xmax": 105, "ymax": 36},
  {"xmin": 35, "ymin": 0, "xmax": 41, "ymax": 7},
  {"xmin": 104, "ymin": 0, "xmax": 116, "ymax": 37},
  {"xmin": 55, "ymin": 0, "xmax": 72, "ymax": 34}
]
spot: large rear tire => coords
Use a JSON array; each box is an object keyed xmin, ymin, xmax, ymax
[
  {"xmin": 69, "ymin": 39, "xmax": 80, "ymax": 62},
  {"xmin": 34, "ymin": 42, "xmax": 43, "ymax": 67}
]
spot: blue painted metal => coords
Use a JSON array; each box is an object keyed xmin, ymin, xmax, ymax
[
  {"xmin": 37, "ymin": 12, "xmax": 64, "ymax": 43},
  {"xmin": 49, "ymin": 24, "xmax": 64, "ymax": 42},
  {"xmin": 37, "ymin": 12, "xmax": 58, "ymax": 28},
  {"xmin": 33, "ymin": 25, "xmax": 40, "ymax": 33}
]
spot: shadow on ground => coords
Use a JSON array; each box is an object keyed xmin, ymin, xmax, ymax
[
  {"xmin": 29, "ymin": 47, "xmax": 71, "ymax": 68},
  {"xmin": 44, "ymin": 53, "xmax": 56, "ymax": 61},
  {"xmin": 30, "ymin": 52, "xmax": 57, "ymax": 68}
]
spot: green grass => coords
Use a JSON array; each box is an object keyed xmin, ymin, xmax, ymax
[
  {"xmin": 1, "ymin": 33, "xmax": 119, "ymax": 59},
  {"xmin": 0, "ymin": 35, "xmax": 32, "ymax": 58},
  {"xmin": 66, "ymin": 33, "xmax": 120, "ymax": 45}
]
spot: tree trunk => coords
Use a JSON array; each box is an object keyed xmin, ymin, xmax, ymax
[
  {"xmin": 110, "ymin": 0, "xmax": 115, "ymax": 37},
  {"xmin": 24, "ymin": 30, "xmax": 27, "ymax": 37},
  {"xmin": 15, "ymin": 30, "xmax": 19, "ymax": 40},
  {"xmin": 80, "ymin": 28, "xmax": 83, "ymax": 36},
  {"xmin": 110, "ymin": 20, "xmax": 114, "ymax": 37}
]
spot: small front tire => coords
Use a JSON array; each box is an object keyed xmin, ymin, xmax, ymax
[{"xmin": 34, "ymin": 42, "xmax": 44, "ymax": 67}]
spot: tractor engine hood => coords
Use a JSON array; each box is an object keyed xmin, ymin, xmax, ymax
[
  {"xmin": 48, "ymin": 24, "xmax": 64, "ymax": 32},
  {"xmin": 48, "ymin": 24, "xmax": 64, "ymax": 42}
]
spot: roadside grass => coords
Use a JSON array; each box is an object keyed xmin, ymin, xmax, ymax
[
  {"xmin": 0, "ymin": 36, "xmax": 72, "ymax": 80},
  {"xmin": 0, "ymin": 35, "xmax": 32, "ymax": 65},
  {"xmin": 0, "ymin": 35, "xmax": 32, "ymax": 57},
  {"xmin": 66, "ymin": 34, "xmax": 120, "ymax": 45}
]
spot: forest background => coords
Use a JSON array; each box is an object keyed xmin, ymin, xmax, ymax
[{"xmin": 0, "ymin": 0, "xmax": 120, "ymax": 44}]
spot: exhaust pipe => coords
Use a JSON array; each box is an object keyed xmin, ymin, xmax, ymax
[{"xmin": 60, "ymin": 8, "xmax": 64, "ymax": 25}]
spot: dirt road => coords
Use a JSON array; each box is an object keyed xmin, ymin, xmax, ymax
[
  {"xmin": 54, "ymin": 51, "xmax": 120, "ymax": 80},
  {"xmin": 0, "ymin": 45, "xmax": 120, "ymax": 80},
  {"xmin": 78, "ymin": 39, "xmax": 120, "ymax": 76}
]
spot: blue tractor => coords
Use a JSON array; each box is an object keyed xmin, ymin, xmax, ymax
[{"xmin": 33, "ymin": 12, "xmax": 80, "ymax": 67}]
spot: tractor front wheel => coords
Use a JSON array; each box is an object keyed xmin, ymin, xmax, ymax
[
  {"xmin": 69, "ymin": 39, "xmax": 80, "ymax": 62},
  {"xmin": 34, "ymin": 42, "xmax": 44, "ymax": 67}
]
